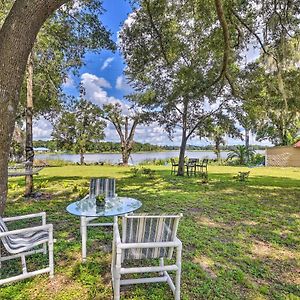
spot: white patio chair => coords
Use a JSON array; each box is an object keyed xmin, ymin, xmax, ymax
[
  {"xmin": 0, "ymin": 212, "xmax": 54, "ymax": 285},
  {"xmin": 81, "ymin": 178, "xmax": 116, "ymax": 261},
  {"xmin": 111, "ymin": 214, "xmax": 183, "ymax": 300}
]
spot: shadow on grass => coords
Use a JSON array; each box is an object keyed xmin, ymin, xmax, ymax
[{"xmin": 2, "ymin": 166, "xmax": 299, "ymax": 300}]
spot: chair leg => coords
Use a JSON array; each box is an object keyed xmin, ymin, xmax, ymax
[
  {"xmin": 159, "ymin": 257, "xmax": 164, "ymax": 276},
  {"xmin": 81, "ymin": 216, "xmax": 87, "ymax": 262},
  {"xmin": 49, "ymin": 226, "xmax": 54, "ymax": 278},
  {"xmin": 175, "ymin": 245, "xmax": 182, "ymax": 300},
  {"xmin": 114, "ymin": 250, "xmax": 121, "ymax": 300},
  {"xmin": 21, "ymin": 255, "xmax": 27, "ymax": 274},
  {"xmin": 111, "ymin": 237, "xmax": 116, "ymax": 285}
]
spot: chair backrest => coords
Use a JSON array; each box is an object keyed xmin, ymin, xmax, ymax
[
  {"xmin": 202, "ymin": 158, "xmax": 208, "ymax": 166},
  {"xmin": 122, "ymin": 214, "xmax": 182, "ymax": 260},
  {"xmin": 89, "ymin": 178, "xmax": 116, "ymax": 198},
  {"xmin": 188, "ymin": 158, "xmax": 198, "ymax": 165},
  {"xmin": 170, "ymin": 158, "xmax": 175, "ymax": 165},
  {"xmin": 0, "ymin": 217, "xmax": 13, "ymax": 253}
]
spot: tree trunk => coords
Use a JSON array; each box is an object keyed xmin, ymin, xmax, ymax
[
  {"xmin": 121, "ymin": 147, "xmax": 130, "ymax": 166},
  {"xmin": 25, "ymin": 51, "xmax": 34, "ymax": 197},
  {"xmin": 245, "ymin": 128, "xmax": 250, "ymax": 149},
  {"xmin": 80, "ymin": 151, "xmax": 85, "ymax": 165},
  {"xmin": 0, "ymin": 0, "xmax": 68, "ymax": 215},
  {"xmin": 215, "ymin": 141, "xmax": 221, "ymax": 163},
  {"xmin": 177, "ymin": 131, "xmax": 187, "ymax": 176},
  {"xmin": 245, "ymin": 127, "xmax": 250, "ymax": 163}
]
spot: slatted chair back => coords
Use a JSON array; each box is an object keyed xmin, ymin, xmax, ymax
[
  {"xmin": 121, "ymin": 214, "xmax": 182, "ymax": 260},
  {"xmin": 89, "ymin": 178, "xmax": 116, "ymax": 198},
  {"xmin": 188, "ymin": 158, "xmax": 198, "ymax": 165},
  {"xmin": 202, "ymin": 158, "xmax": 208, "ymax": 166},
  {"xmin": 0, "ymin": 217, "xmax": 49, "ymax": 254},
  {"xmin": 170, "ymin": 158, "xmax": 177, "ymax": 166},
  {"xmin": 0, "ymin": 217, "xmax": 10, "ymax": 252}
]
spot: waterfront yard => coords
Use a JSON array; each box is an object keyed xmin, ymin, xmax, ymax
[{"xmin": 1, "ymin": 165, "xmax": 299, "ymax": 300}]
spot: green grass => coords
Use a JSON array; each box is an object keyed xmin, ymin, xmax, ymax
[{"xmin": 1, "ymin": 165, "xmax": 300, "ymax": 300}]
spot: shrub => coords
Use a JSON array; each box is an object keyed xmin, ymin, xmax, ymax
[
  {"xmin": 141, "ymin": 167, "xmax": 155, "ymax": 178},
  {"xmin": 130, "ymin": 167, "xmax": 140, "ymax": 177},
  {"xmin": 36, "ymin": 179, "xmax": 49, "ymax": 189},
  {"xmin": 250, "ymin": 154, "xmax": 265, "ymax": 166}
]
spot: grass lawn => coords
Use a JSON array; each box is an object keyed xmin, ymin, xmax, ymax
[{"xmin": 1, "ymin": 165, "xmax": 299, "ymax": 300}]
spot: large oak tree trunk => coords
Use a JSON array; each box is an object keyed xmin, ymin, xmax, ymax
[
  {"xmin": 0, "ymin": 0, "xmax": 68, "ymax": 215},
  {"xmin": 25, "ymin": 51, "xmax": 34, "ymax": 197},
  {"xmin": 177, "ymin": 130, "xmax": 187, "ymax": 176},
  {"xmin": 121, "ymin": 143, "xmax": 133, "ymax": 166},
  {"xmin": 121, "ymin": 148, "xmax": 130, "ymax": 166}
]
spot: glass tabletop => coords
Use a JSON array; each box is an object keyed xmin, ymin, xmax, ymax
[{"xmin": 66, "ymin": 196, "xmax": 142, "ymax": 217}]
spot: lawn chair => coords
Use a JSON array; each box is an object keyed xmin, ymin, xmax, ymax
[
  {"xmin": 186, "ymin": 158, "xmax": 198, "ymax": 176},
  {"xmin": 111, "ymin": 214, "xmax": 183, "ymax": 300},
  {"xmin": 170, "ymin": 158, "xmax": 179, "ymax": 175},
  {"xmin": 81, "ymin": 178, "xmax": 116, "ymax": 261},
  {"xmin": 196, "ymin": 158, "xmax": 208, "ymax": 177},
  {"xmin": 0, "ymin": 212, "xmax": 54, "ymax": 285}
]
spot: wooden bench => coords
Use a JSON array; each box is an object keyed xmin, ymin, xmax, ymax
[{"xmin": 8, "ymin": 162, "xmax": 45, "ymax": 177}]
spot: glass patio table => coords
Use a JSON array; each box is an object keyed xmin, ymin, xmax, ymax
[{"xmin": 66, "ymin": 196, "xmax": 142, "ymax": 261}]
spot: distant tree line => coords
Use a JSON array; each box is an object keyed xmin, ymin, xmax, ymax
[
  {"xmin": 32, "ymin": 140, "xmax": 267, "ymax": 153},
  {"xmin": 33, "ymin": 140, "xmax": 162, "ymax": 153}
]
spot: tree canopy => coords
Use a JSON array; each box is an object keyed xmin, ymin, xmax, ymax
[{"xmin": 52, "ymin": 99, "xmax": 106, "ymax": 164}]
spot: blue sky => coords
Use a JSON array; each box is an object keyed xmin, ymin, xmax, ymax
[
  {"xmin": 33, "ymin": 0, "xmax": 269, "ymax": 146},
  {"xmin": 62, "ymin": 0, "xmax": 132, "ymax": 100}
]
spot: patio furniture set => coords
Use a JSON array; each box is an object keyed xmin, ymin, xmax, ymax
[
  {"xmin": 0, "ymin": 178, "xmax": 183, "ymax": 300},
  {"xmin": 171, "ymin": 158, "xmax": 208, "ymax": 177}
]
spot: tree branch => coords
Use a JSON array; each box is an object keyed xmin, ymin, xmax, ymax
[
  {"xmin": 144, "ymin": 0, "xmax": 170, "ymax": 65},
  {"xmin": 186, "ymin": 98, "xmax": 227, "ymax": 139}
]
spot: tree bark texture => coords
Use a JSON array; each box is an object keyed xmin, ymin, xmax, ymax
[
  {"xmin": 0, "ymin": 0, "xmax": 68, "ymax": 215},
  {"xmin": 25, "ymin": 51, "xmax": 34, "ymax": 197},
  {"xmin": 244, "ymin": 128, "xmax": 250, "ymax": 163},
  {"xmin": 80, "ymin": 151, "xmax": 85, "ymax": 165},
  {"xmin": 177, "ymin": 130, "xmax": 187, "ymax": 176},
  {"xmin": 121, "ymin": 143, "xmax": 131, "ymax": 166},
  {"xmin": 215, "ymin": 140, "xmax": 221, "ymax": 163}
]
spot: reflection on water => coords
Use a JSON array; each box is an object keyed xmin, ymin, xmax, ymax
[{"xmin": 37, "ymin": 150, "xmax": 264, "ymax": 165}]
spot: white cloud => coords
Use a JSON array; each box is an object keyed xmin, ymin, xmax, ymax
[
  {"xmin": 80, "ymin": 73, "xmax": 129, "ymax": 113},
  {"xmin": 101, "ymin": 57, "xmax": 114, "ymax": 70},
  {"xmin": 115, "ymin": 75, "xmax": 133, "ymax": 93},
  {"xmin": 33, "ymin": 118, "xmax": 53, "ymax": 140},
  {"xmin": 81, "ymin": 73, "xmax": 111, "ymax": 89}
]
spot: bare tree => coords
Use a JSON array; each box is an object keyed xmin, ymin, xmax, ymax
[{"xmin": 102, "ymin": 103, "xmax": 150, "ymax": 166}]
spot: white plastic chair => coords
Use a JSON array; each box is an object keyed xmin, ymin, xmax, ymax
[
  {"xmin": 0, "ymin": 212, "xmax": 54, "ymax": 285},
  {"xmin": 81, "ymin": 178, "xmax": 116, "ymax": 262},
  {"xmin": 111, "ymin": 214, "xmax": 183, "ymax": 300}
]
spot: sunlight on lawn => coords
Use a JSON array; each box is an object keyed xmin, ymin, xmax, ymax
[{"xmin": 1, "ymin": 165, "xmax": 299, "ymax": 300}]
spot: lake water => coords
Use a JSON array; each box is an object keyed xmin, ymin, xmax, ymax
[{"xmin": 36, "ymin": 150, "xmax": 264, "ymax": 165}]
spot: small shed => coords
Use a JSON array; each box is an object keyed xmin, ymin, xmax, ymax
[{"xmin": 265, "ymin": 142, "xmax": 300, "ymax": 167}]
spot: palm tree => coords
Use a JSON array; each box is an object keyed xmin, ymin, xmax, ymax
[{"xmin": 227, "ymin": 145, "xmax": 255, "ymax": 165}]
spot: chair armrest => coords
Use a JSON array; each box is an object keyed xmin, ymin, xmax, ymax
[
  {"xmin": 0, "ymin": 224, "xmax": 53, "ymax": 238},
  {"xmin": 3, "ymin": 212, "xmax": 46, "ymax": 225},
  {"xmin": 174, "ymin": 237, "xmax": 182, "ymax": 248}
]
